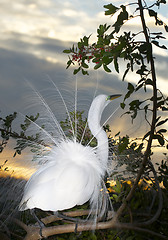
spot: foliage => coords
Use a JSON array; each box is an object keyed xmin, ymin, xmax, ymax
[
  {"xmin": 0, "ymin": 112, "xmax": 17, "ymax": 154},
  {"xmin": 64, "ymin": 0, "xmax": 168, "ymax": 149},
  {"xmin": 0, "ymin": 159, "xmax": 9, "ymax": 172},
  {"xmin": 63, "ymin": 0, "xmax": 168, "ymax": 239},
  {"xmin": 157, "ymin": 153, "xmax": 168, "ymax": 189},
  {"xmin": 60, "ymin": 110, "xmax": 145, "ymax": 178},
  {"xmin": 109, "ymin": 134, "xmax": 144, "ymax": 177},
  {"xmin": 60, "ymin": 110, "xmax": 97, "ymax": 147},
  {"xmin": 0, "ymin": 112, "xmax": 41, "ymax": 158},
  {"xmin": 0, "ymin": 0, "xmax": 168, "ymax": 239}
]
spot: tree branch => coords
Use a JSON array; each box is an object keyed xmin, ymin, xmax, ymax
[
  {"xmin": 107, "ymin": 0, "xmax": 158, "ymax": 224},
  {"xmin": 14, "ymin": 216, "xmax": 168, "ymax": 240}
]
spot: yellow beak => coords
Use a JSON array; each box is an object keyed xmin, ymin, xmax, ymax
[{"xmin": 108, "ymin": 94, "xmax": 122, "ymax": 100}]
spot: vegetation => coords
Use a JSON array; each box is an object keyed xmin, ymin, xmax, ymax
[
  {"xmin": 0, "ymin": 0, "xmax": 168, "ymax": 239},
  {"xmin": 63, "ymin": 0, "xmax": 168, "ymax": 239}
]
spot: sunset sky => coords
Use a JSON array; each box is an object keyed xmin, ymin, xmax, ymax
[
  {"xmin": 0, "ymin": 0, "xmax": 168, "ymax": 178},
  {"xmin": 0, "ymin": 0, "xmax": 167, "ymax": 101}
]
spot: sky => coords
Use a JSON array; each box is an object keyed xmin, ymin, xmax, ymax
[
  {"xmin": 0, "ymin": 0, "xmax": 168, "ymax": 178},
  {"xmin": 0, "ymin": 0, "xmax": 167, "ymax": 99}
]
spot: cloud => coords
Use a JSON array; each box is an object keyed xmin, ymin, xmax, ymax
[
  {"xmin": 0, "ymin": 0, "xmax": 108, "ymax": 44},
  {"xmin": 0, "ymin": 0, "xmax": 167, "ymax": 182},
  {"xmin": 0, "ymin": 0, "xmax": 167, "ymax": 138}
]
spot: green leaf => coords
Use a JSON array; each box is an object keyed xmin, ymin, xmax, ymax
[
  {"xmin": 103, "ymin": 64, "xmax": 111, "ymax": 72},
  {"xmin": 144, "ymin": 104, "xmax": 150, "ymax": 113},
  {"xmin": 13, "ymin": 152, "xmax": 16, "ymax": 157},
  {"xmin": 120, "ymin": 102, "xmax": 125, "ymax": 109},
  {"xmin": 118, "ymin": 136, "xmax": 129, "ymax": 152},
  {"xmin": 112, "ymin": 180, "xmax": 122, "ymax": 193},
  {"xmin": 16, "ymin": 149, "xmax": 21, "ymax": 155},
  {"xmin": 148, "ymin": 9, "xmax": 157, "ymax": 18},
  {"xmin": 156, "ymin": 118, "xmax": 168, "ymax": 127},
  {"xmin": 104, "ymin": 4, "xmax": 119, "ymax": 16},
  {"xmin": 156, "ymin": 0, "xmax": 166, "ymax": 5},
  {"xmin": 122, "ymin": 67, "xmax": 129, "ymax": 81},
  {"xmin": 81, "ymin": 69, "xmax": 89, "ymax": 75},
  {"xmin": 154, "ymin": 35, "xmax": 166, "ymax": 39},
  {"xmin": 139, "ymin": 43, "xmax": 151, "ymax": 54},
  {"xmin": 155, "ymin": 116, "xmax": 161, "ymax": 124},
  {"xmin": 81, "ymin": 62, "xmax": 89, "ymax": 68},
  {"xmin": 148, "ymin": 9, "xmax": 164, "ymax": 26},
  {"xmin": 143, "ymin": 131, "xmax": 151, "ymax": 140},
  {"xmin": 135, "ymin": 83, "xmax": 143, "ymax": 91},
  {"xmin": 156, "ymin": 19, "xmax": 163, "ymax": 26},
  {"xmin": 73, "ymin": 67, "xmax": 81, "ymax": 75},
  {"xmin": 136, "ymin": 65, "xmax": 148, "ymax": 75},
  {"xmin": 78, "ymin": 41, "xmax": 82, "ymax": 49},
  {"xmin": 97, "ymin": 24, "xmax": 104, "ymax": 35},
  {"xmin": 83, "ymin": 36, "xmax": 89, "ymax": 46},
  {"xmin": 150, "ymin": 96, "xmax": 162, "ymax": 101},
  {"xmin": 115, "ymin": 131, "xmax": 120, "ymax": 137},
  {"xmin": 124, "ymin": 92, "xmax": 131, "ymax": 101},
  {"xmin": 152, "ymin": 40, "xmax": 167, "ymax": 49},
  {"xmin": 164, "ymin": 25, "xmax": 168, "ymax": 32},
  {"xmin": 129, "ymin": 100, "xmax": 142, "ymax": 110},
  {"xmin": 128, "ymin": 82, "xmax": 134, "ymax": 92},
  {"xmin": 151, "ymin": 32, "xmax": 163, "ymax": 35},
  {"xmin": 157, "ymin": 100, "xmax": 165, "ymax": 108},
  {"xmin": 66, "ymin": 59, "xmax": 73, "ymax": 69},
  {"xmin": 102, "ymin": 56, "xmax": 113, "ymax": 65},
  {"xmin": 112, "ymin": 7, "xmax": 128, "ymax": 33},
  {"xmin": 131, "ymin": 52, "xmax": 143, "ymax": 61},
  {"xmin": 153, "ymin": 134, "xmax": 165, "ymax": 146},
  {"xmin": 161, "ymin": 106, "xmax": 168, "ymax": 111},
  {"xmin": 145, "ymin": 79, "xmax": 153, "ymax": 85},
  {"xmin": 94, "ymin": 62, "xmax": 102, "ymax": 70},
  {"xmin": 114, "ymin": 57, "xmax": 119, "ymax": 72},
  {"xmin": 63, "ymin": 49, "xmax": 71, "ymax": 53},
  {"xmin": 157, "ymin": 129, "xmax": 167, "ymax": 134}
]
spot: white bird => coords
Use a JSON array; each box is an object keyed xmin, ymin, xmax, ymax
[{"xmin": 19, "ymin": 94, "xmax": 121, "ymax": 220}]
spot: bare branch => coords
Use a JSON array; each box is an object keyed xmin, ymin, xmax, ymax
[{"xmin": 14, "ymin": 217, "xmax": 168, "ymax": 240}]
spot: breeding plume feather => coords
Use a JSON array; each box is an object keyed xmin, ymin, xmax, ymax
[
  {"xmin": 19, "ymin": 94, "xmax": 121, "ymax": 217},
  {"xmin": 0, "ymin": 78, "xmax": 121, "ymax": 236}
]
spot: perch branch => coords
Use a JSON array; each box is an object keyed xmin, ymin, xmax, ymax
[{"xmin": 18, "ymin": 217, "xmax": 168, "ymax": 240}]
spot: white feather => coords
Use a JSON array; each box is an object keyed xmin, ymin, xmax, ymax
[
  {"xmin": 19, "ymin": 140, "xmax": 103, "ymax": 211},
  {"xmin": 19, "ymin": 94, "xmax": 117, "ymax": 221}
]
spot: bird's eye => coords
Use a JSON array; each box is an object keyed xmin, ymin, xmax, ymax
[{"xmin": 106, "ymin": 96, "xmax": 111, "ymax": 101}]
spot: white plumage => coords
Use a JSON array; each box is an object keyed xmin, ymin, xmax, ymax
[{"xmin": 19, "ymin": 94, "xmax": 121, "ymax": 217}]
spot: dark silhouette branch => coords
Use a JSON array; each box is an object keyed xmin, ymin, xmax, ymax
[
  {"xmin": 110, "ymin": 0, "xmax": 158, "ymax": 224},
  {"xmin": 13, "ymin": 215, "xmax": 168, "ymax": 240}
]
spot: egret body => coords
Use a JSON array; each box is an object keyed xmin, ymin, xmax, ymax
[{"xmin": 19, "ymin": 94, "xmax": 121, "ymax": 217}]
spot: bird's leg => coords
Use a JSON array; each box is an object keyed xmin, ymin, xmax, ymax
[
  {"xmin": 75, "ymin": 220, "xmax": 78, "ymax": 234},
  {"xmin": 30, "ymin": 209, "xmax": 46, "ymax": 239},
  {"xmin": 56, "ymin": 211, "xmax": 85, "ymax": 233},
  {"xmin": 56, "ymin": 211, "xmax": 79, "ymax": 222}
]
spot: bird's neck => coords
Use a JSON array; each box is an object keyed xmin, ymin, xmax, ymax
[
  {"xmin": 88, "ymin": 97, "xmax": 109, "ymax": 174},
  {"xmin": 96, "ymin": 129, "xmax": 109, "ymax": 173}
]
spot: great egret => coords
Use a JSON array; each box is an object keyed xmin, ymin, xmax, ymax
[{"xmin": 19, "ymin": 94, "xmax": 121, "ymax": 222}]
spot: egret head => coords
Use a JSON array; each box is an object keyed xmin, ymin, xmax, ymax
[
  {"xmin": 106, "ymin": 94, "xmax": 122, "ymax": 101},
  {"xmin": 103, "ymin": 94, "xmax": 122, "ymax": 109}
]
